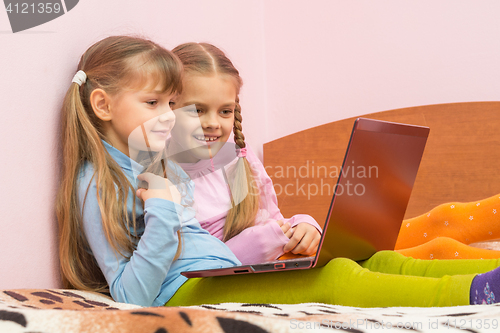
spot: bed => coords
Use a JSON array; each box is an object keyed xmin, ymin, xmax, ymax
[{"xmin": 2, "ymin": 102, "xmax": 499, "ymax": 333}]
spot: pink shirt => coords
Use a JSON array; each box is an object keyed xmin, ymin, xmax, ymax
[{"xmin": 177, "ymin": 142, "xmax": 322, "ymax": 264}]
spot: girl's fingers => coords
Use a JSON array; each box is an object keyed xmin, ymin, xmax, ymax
[
  {"xmin": 136, "ymin": 188, "xmax": 145, "ymax": 199},
  {"xmin": 137, "ymin": 173, "xmax": 153, "ymax": 189},
  {"xmin": 283, "ymin": 228, "xmax": 302, "ymax": 252},
  {"xmin": 138, "ymin": 173, "xmax": 163, "ymax": 189},
  {"xmin": 136, "ymin": 172, "xmax": 151, "ymax": 181},
  {"xmin": 283, "ymin": 238, "xmax": 299, "ymax": 253},
  {"xmin": 136, "ymin": 172, "xmax": 177, "ymax": 201},
  {"xmin": 290, "ymin": 231, "xmax": 309, "ymax": 254},
  {"xmin": 291, "ymin": 227, "xmax": 321, "ymax": 255},
  {"xmin": 301, "ymin": 235, "xmax": 320, "ymax": 256},
  {"xmin": 280, "ymin": 222, "xmax": 293, "ymax": 239},
  {"xmin": 280, "ymin": 222, "xmax": 290, "ymax": 232},
  {"xmin": 283, "ymin": 224, "xmax": 322, "ymax": 254}
]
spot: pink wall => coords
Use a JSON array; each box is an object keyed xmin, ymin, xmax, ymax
[
  {"xmin": 0, "ymin": 0, "xmax": 499, "ymax": 288},
  {"xmin": 263, "ymin": 1, "xmax": 500, "ymax": 144}
]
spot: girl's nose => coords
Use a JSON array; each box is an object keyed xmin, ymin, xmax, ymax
[
  {"xmin": 201, "ymin": 112, "xmax": 220, "ymax": 129},
  {"xmin": 158, "ymin": 108, "xmax": 175, "ymax": 123}
]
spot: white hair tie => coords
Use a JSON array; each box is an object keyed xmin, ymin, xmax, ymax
[{"xmin": 72, "ymin": 70, "xmax": 87, "ymax": 86}]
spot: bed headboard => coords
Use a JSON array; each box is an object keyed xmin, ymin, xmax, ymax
[{"xmin": 263, "ymin": 102, "xmax": 500, "ymax": 228}]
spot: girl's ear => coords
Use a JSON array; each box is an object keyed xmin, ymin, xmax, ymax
[{"xmin": 90, "ymin": 88, "xmax": 113, "ymax": 121}]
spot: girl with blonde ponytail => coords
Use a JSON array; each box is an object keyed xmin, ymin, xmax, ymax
[
  {"xmin": 167, "ymin": 43, "xmax": 322, "ymax": 264},
  {"xmin": 56, "ymin": 36, "xmax": 239, "ymax": 306}
]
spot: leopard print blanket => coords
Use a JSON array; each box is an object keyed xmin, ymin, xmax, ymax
[{"xmin": 1, "ymin": 289, "xmax": 500, "ymax": 332}]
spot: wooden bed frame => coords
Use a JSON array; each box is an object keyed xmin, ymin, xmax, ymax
[{"xmin": 263, "ymin": 102, "xmax": 500, "ymax": 229}]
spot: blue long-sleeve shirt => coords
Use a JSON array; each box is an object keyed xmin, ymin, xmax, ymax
[{"xmin": 78, "ymin": 141, "xmax": 240, "ymax": 306}]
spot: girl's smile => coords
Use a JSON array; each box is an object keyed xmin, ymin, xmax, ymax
[
  {"xmin": 193, "ymin": 134, "xmax": 221, "ymax": 143},
  {"xmin": 151, "ymin": 127, "xmax": 173, "ymax": 136},
  {"xmin": 168, "ymin": 73, "xmax": 237, "ymax": 163}
]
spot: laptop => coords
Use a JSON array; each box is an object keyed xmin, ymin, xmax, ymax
[{"xmin": 181, "ymin": 118, "xmax": 430, "ymax": 278}]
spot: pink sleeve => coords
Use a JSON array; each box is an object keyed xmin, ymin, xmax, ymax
[
  {"xmin": 225, "ymin": 221, "xmax": 290, "ymax": 264},
  {"xmin": 224, "ymin": 147, "xmax": 322, "ymax": 264}
]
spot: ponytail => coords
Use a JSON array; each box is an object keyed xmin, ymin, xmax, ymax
[
  {"xmin": 222, "ymin": 100, "xmax": 259, "ymax": 241},
  {"xmin": 58, "ymin": 78, "xmax": 141, "ymax": 291}
]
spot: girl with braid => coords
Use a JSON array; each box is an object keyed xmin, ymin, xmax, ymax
[
  {"xmin": 166, "ymin": 42, "xmax": 322, "ymax": 265},
  {"xmin": 162, "ymin": 42, "xmax": 500, "ymax": 308},
  {"xmin": 167, "ymin": 42, "xmax": 500, "ymax": 264}
]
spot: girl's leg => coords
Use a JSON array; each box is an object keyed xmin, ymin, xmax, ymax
[
  {"xmin": 396, "ymin": 194, "xmax": 500, "ymax": 250},
  {"xmin": 167, "ymin": 256, "xmax": 476, "ymax": 308},
  {"xmin": 360, "ymin": 250, "xmax": 500, "ymax": 277},
  {"xmin": 363, "ymin": 251, "xmax": 500, "ymax": 304},
  {"xmin": 396, "ymin": 237, "xmax": 500, "ymax": 260}
]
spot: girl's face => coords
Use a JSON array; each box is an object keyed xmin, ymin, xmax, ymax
[
  {"xmin": 168, "ymin": 73, "xmax": 237, "ymax": 163},
  {"xmin": 104, "ymin": 79, "xmax": 176, "ymax": 160}
]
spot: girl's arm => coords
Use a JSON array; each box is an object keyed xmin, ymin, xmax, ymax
[
  {"xmin": 224, "ymin": 147, "xmax": 322, "ymax": 264},
  {"xmin": 225, "ymin": 217, "xmax": 292, "ymax": 264},
  {"xmin": 79, "ymin": 169, "xmax": 181, "ymax": 306}
]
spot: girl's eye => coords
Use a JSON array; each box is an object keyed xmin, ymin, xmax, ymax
[
  {"xmin": 187, "ymin": 108, "xmax": 202, "ymax": 115},
  {"xmin": 181, "ymin": 104, "xmax": 203, "ymax": 116},
  {"xmin": 221, "ymin": 109, "xmax": 234, "ymax": 116},
  {"xmin": 146, "ymin": 100, "xmax": 158, "ymax": 106},
  {"xmin": 169, "ymin": 101, "xmax": 175, "ymax": 107}
]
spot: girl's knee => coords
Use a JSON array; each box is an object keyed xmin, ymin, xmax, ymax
[
  {"xmin": 324, "ymin": 257, "xmax": 361, "ymax": 273},
  {"xmin": 360, "ymin": 250, "xmax": 408, "ymax": 272},
  {"xmin": 370, "ymin": 250, "xmax": 405, "ymax": 262}
]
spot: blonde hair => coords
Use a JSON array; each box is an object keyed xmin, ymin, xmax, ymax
[
  {"xmin": 172, "ymin": 43, "xmax": 259, "ymax": 241},
  {"xmin": 57, "ymin": 36, "xmax": 183, "ymax": 292}
]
